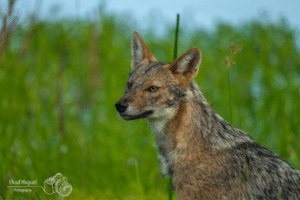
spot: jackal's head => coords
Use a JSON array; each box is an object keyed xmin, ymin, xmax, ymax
[{"xmin": 115, "ymin": 31, "xmax": 201, "ymax": 121}]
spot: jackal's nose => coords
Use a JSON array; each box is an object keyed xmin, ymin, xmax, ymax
[{"xmin": 115, "ymin": 100, "xmax": 128, "ymax": 113}]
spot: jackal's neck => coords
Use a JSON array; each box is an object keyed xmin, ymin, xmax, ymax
[
  {"xmin": 148, "ymin": 80, "xmax": 253, "ymax": 154},
  {"xmin": 181, "ymin": 81, "xmax": 254, "ymax": 150}
]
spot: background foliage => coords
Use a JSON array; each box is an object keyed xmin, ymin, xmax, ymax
[{"xmin": 0, "ymin": 4, "xmax": 300, "ymax": 199}]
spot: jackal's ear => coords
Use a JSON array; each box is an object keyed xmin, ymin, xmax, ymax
[
  {"xmin": 168, "ymin": 47, "xmax": 201, "ymax": 80},
  {"xmin": 131, "ymin": 31, "xmax": 157, "ymax": 70}
]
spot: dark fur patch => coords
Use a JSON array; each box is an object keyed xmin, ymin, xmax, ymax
[
  {"xmin": 129, "ymin": 63, "xmax": 143, "ymax": 77},
  {"xmin": 150, "ymin": 94, "xmax": 162, "ymax": 104},
  {"xmin": 167, "ymin": 85, "xmax": 186, "ymax": 100},
  {"xmin": 145, "ymin": 62, "xmax": 169, "ymax": 74}
]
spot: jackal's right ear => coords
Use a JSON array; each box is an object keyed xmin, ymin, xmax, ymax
[
  {"xmin": 167, "ymin": 47, "xmax": 201, "ymax": 82},
  {"xmin": 131, "ymin": 31, "xmax": 157, "ymax": 70}
]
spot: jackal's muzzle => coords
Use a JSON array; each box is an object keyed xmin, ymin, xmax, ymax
[{"xmin": 115, "ymin": 98, "xmax": 153, "ymax": 121}]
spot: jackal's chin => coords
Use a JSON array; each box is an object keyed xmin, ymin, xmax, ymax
[{"xmin": 119, "ymin": 110, "xmax": 154, "ymax": 121}]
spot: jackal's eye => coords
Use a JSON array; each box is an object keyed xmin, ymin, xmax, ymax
[
  {"xmin": 147, "ymin": 86, "xmax": 159, "ymax": 92},
  {"xmin": 127, "ymin": 82, "xmax": 133, "ymax": 89}
]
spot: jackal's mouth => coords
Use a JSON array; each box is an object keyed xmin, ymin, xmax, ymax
[{"xmin": 119, "ymin": 110, "xmax": 154, "ymax": 121}]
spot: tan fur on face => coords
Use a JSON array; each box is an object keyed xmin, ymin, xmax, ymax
[{"xmin": 121, "ymin": 63, "xmax": 182, "ymax": 119}]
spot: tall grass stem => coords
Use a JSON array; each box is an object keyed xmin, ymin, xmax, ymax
[
  {"xmin": 173, "ymin": 14, "xmax": 180, "ymax": 61},
  {"xmin": 279, "ymin": 168, "xmax": 287, "ymax": 200},
  {"xmin": 245, "ymin": 161, "xmax": 252, "ymax": 200},
  {"xmin": 169, "ymin": 13, "xmax": 180, "ymax": 200},
  {"xmin": 227, "ymin": 66, "xmax": 233, "ymax": 125}
]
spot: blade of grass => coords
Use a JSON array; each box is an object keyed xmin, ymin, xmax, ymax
[
  {"xmin": 169, "ymin": 13, "xmax": 180, "ymax": 200},
  {"xmin": 244, "ymin": 160, "xmax": 252, "ymax": 200},
  {"xmin": 173, "ymin": 14, "xmax": 180, "ymax": 61},
  {"xmin": 227, "ymin": 65, "xmax": 233, "ymax": 125},
  {"xmin": 278, "ymin": 168, "xmax": 286, "ymax": 200}
]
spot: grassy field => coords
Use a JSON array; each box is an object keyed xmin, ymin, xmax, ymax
[{"xmin": 0, "ymin": 7, "xmax": 300, "ymax": 199}]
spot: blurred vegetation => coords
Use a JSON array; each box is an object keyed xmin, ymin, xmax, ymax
[{"xmin": 0, "ymin": 3, "xmax": 300, "ymax": 199}]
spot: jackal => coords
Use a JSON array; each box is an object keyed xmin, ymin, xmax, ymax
[{"xmin": 115, "ymin": 31, "xmax": 300, "ymax": 199}]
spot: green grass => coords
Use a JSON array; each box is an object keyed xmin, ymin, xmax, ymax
[{"xmin": 0, "ymin": 7, "xmax": 300, "ymax": 199}]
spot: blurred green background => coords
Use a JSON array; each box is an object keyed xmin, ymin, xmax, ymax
[{"xmin": 0, "ymin": 2, "xmax": 300, "ymax": 200}]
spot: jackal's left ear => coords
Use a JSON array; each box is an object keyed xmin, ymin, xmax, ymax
[
  {"xmin": 168, "ymin": 47, "xmax": 201, "ymax": 80},
  {"xmin": 131, "ymin": 31, "xmax": 157, "ymax": 70}
]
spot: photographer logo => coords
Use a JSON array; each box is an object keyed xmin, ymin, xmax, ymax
[{"xmin": 7, "ymin": 173, "xmax": 72, "ymax": 197}]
